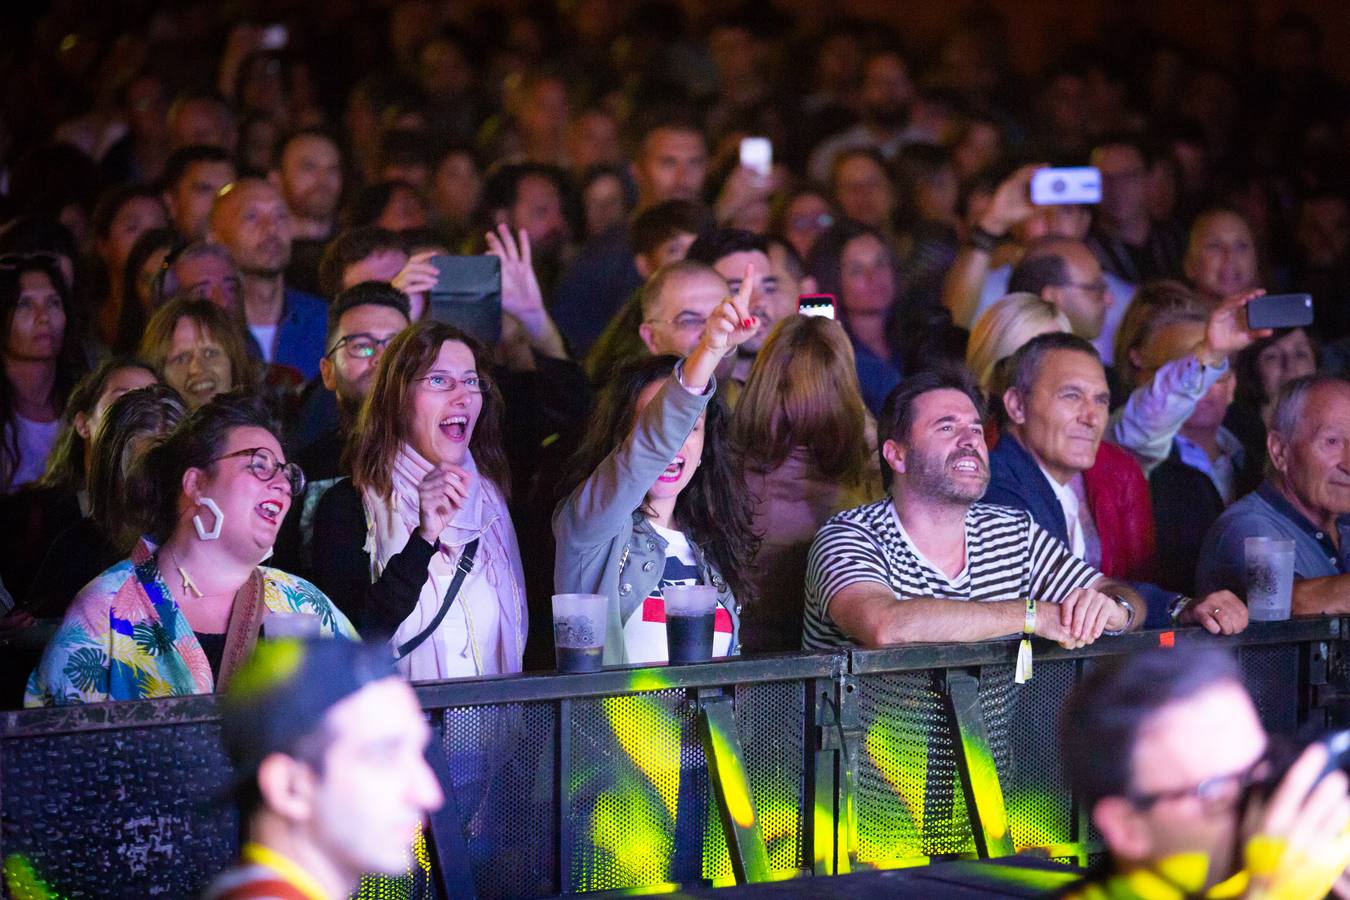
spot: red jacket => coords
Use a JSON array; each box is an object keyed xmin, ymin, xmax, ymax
[{"xmin": 1082, "ymin": 441, "xmax": 1157, "ymax": 582}]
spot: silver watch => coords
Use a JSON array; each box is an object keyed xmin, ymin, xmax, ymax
[{"xmin": 1103, "ymin": 595, "xmax": 1135, "ymax": 636}]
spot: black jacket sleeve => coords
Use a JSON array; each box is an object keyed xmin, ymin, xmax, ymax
[{"xmin": 310, "ymin": 478, "xmax": 436, "ymax": 641}]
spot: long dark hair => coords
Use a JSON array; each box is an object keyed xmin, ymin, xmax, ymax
[
  {"xmin": 0, "ymin": 254, "xmax": 88, "ymax": 492},
  {"xmin": 351, "ymin": 321, "xmax": 511, "ymax": 500},
  {"xmin": 36, "ymin": 355, "xmax": 157, "ymax": 493},
  {"xmin": 565, "ymin": 355, "xmax": 758, "ymax": 605}
]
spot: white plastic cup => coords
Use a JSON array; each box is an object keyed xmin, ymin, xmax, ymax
[
  {"xmin": 552, "ymin": 593, "xmax": 607, "ymax": 672},
  {"xmin": 1244, "ymin": 537, "xmax": 1296, "ymax": 621},
  {"xmin": 663, "ymin": 585, "xmax": 718, "ymax": 664}
]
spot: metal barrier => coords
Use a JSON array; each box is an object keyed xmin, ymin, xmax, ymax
[{"xmin": 1, "ymin": 620, "xmax": 1343, "ymax": 899}]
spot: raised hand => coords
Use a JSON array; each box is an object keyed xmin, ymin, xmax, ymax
[
  {"xmin": 1198, "ymin": 289, "xmax": 1270, "ymax": 365},
  {"xmin": 977, "ymin": 163, "xmax": 1047, "ymax": 237},
  {"xmin": 392, "ymin": 251, "xmax": 440, "ymax": 320},
  {"xmin": 698, "ymin": 262, "xmax": 760, "ymax": 356},
  {"xmin": 485, "ymin": 224, "xmax": 545, "ymax": 318},
  {"xmin": 416, "ymin": 464, "xmax": 473, "ymax": 544}
]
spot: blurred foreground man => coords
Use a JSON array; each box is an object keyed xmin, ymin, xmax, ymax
[
  {"xmin": 1061, "ymin": 647, "xmax": 1350, "ymax": 898},
  {"xmin": 203, "ymin": 638, "xmax": 443, "ymax": 900}
]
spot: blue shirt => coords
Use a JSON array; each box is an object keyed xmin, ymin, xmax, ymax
[
  {"xmin": 849, "ymin": 336, "xmax": 902, "ymax": 416},
  {"xmin": 266, "ymin": 288, "xmax": 328, "ymax": 381},
  {"xmin": 1195, "ymin": 480, "xmax": 1350, "ymax": 599}
]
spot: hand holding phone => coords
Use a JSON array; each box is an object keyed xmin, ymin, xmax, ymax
[
  {"xmin": 1245, "ymin": 293, "xmax": 1313, "ymax": 331},
  {"xmin": 1030, "ymin": 167, "xmax": 1101, "ymax": 206}
]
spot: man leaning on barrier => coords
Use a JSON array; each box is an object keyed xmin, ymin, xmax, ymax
[
  {"xmin": 803, "ymin": 367, "xmax": 1143, "ymax": 651},
  {"xmin": 203, "ymin": 637, "xmax": 443, "ymax": 900},
  {"xmin": 1060, "ymin": 646, "xmax": 1350, "ymax": 899}
]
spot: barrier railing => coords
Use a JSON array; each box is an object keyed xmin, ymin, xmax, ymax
[{"xmin": 1, "ymin": 619, "xmax": 1343, "ymax": 899}]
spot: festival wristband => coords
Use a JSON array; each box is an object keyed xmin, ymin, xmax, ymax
[{"xmin": 1016, "ymin": 598, "xmax": 1036, "ymax": 684}]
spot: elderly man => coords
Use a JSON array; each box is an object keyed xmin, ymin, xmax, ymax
[
  {"xmin": 637, "ymin": 260, "xmax": 736, "ymax": 360},
  {"xmin": 208, "ymin": 178, "xmax": 328, "ymax": 381},
  {"xmin": 1060, "ymin": 647, "xmax": 1350, "ymax": 898},
  {"xmin": 1197, "ymin": 375, "xmax": 1350, "ymax": 614},
  {"xmin": 204, "ymin": 638, "xmax": 443, "ymax": 900},
  {"xmin": 804, "ymin": 368, "xmax": 1143, "ymax": 651},
  {"xmin": 987, "ymin": 333, "xmax": 1249, "ymax": 632}
]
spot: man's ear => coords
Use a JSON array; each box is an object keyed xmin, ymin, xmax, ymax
[
  {"xmin": 1042, "ymin": 286, "xmax": 1067, "ymax": 314},
  {"xmin": 256, "ymin": 752, "xmax": 317, "ymax": 822},
  {"xmin": 881, "ymin": 438, "xmax": 906, "ymax": 475},
  {"xmin": 635, "ymin": 254, "xmax": 653, "ymax": 280},
  {"xmin": 638, "ymin": 322, "xmax": 659, "ymax": 355},
  {"xmin": 162, "ymin": 191, "xmax": 179, "ymax": 221},
  {"xmin": 319, "ymin": 356, "xmax": 338, "ymax": 393},
  {"xmin": 74, "ymin": 410, "xmax": 92, "ymax": 442},
  {"xmin": 1092, "ymin": 797, "xmax": 1153, "ymax": 865},
  {"xmin": 1003, "ymin": 386, "xmax": 1028, "ymax": 426},
  {"xmin": 1267, "ymin": 429, "xmax": 1290, "ymax": 476}
]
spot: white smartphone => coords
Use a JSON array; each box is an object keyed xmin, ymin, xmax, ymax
[
  {"xmin": 798, "ymin": 294, "xmax": 836, "ymax": 319},
  {"xmin": 739, "ymin": 137, "xmax": 772, "ymax": 178},
  {"xmin": 1030, "ymin": 167, "xmax": 1102, "ymax": 205}
]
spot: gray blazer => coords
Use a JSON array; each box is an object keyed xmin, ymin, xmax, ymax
[{"xmin": 552, "ymin": 373, "xmax": 740, "ymax": 664}]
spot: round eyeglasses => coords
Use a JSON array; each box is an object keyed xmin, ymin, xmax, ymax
[{"xmin": 209, "ymin": 447, "xmax": 305, "ymax": 496}]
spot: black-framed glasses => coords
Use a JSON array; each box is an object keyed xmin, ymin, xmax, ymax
[
  {"xmin": 326, "ymin": 333, "xmax": 395, "ymax": 361},
  {"xmin": 1127, "ymin": 754, "xmax": 1268, "ymax": 813},
  {"xmin": 210, "ymin": 447, "xmax": 305, "ymax": 496},
  {"xmin": 413, "ymin": 372, "xmax": 491, "ymax": 393}
]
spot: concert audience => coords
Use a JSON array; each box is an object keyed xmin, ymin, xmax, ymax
[{"xmin": 25, "ymin": 390, "xmax": 354, "ymax": 706}]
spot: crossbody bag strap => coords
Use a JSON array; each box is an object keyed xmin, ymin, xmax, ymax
[
  {"xmin": 217, "ymin": 567, "xmax": 267, "ymax": 692},
  {"xmin": 395, "ymin": 539, "xmax": 479, "ymax": 661}
]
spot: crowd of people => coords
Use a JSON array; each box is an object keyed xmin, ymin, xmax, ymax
[{"xmin": 4, "ymin": 1, "xmax": 1350, "ymax": 895}]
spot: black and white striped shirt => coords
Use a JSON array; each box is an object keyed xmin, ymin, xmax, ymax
[{"xmin": 802, "ymin": 498, "xmax": 1101, "ymax": 650}]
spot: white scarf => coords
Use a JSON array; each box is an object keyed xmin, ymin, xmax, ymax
[{"xmin": 361, "ymin": 445, "xmax": 526, "ymax": 681}]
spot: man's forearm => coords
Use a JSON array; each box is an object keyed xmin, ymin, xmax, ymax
[
  {"xmin": 1293, "ymin": 576, "xmax": 1350, "ymax": 616},
  {"xmin": 868, "ymin": 597, "xmax": 1026, "ymax": 646},
  {"xmin": 940, "ymin": 247, "xmax": 993, "ymax": 329}
]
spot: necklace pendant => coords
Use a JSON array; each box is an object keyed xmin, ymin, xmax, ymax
[{"xmin": 179, "ymin": 566, "xmax": 203, "ymax": 598}]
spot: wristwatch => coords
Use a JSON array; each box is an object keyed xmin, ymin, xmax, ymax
[{"xmin": 1103, "ymin": 595, "xmax": 1135, "ymax": 636}]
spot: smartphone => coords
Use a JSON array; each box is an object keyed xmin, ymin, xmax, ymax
[
  {"xmin": 427, "ymin": 255, "xmax": 502, "ymax": 346},
  {"xmin": 739, "ymin": 137, "xmax": 772, "ymax": 178},
  {"xmin": 1246, "ymin": 293, "xmax": 1313, "ymax": 330},
  {"xmin": 259, "ymin": 24, "xmax": 289, "ymax": 51},
  {"xmin": 1030, "ymin": 167, "xmax": 1101, "ymax": 205},
  {"xmin": 798, "ymin": 293, "xmax": 836, "ymax": 319}
]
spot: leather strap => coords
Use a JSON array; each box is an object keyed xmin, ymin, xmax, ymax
[
  {"xmin": 217, "ymin": 568, "xmax": 266, "ymax": 692},
  {"xmin": 395, "ymin": 539, "xmax": 479, "ymax": 660}
]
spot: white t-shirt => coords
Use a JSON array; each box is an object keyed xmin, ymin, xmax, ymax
[
  {"xmin": 4, "ymin": 413, "xmax": 60, "ymax": 492},
  {"xmin": 248, "ymin": 323, "xmax": 278, "ymax": 363},
  {"xmin": 622, "ymin": 523, "xmax": 734, "ymax": 663}
]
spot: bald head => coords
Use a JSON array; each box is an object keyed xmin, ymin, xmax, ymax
[{"xmin": 209, "ymin": 179, "xmax": 294, "ymax": 278}]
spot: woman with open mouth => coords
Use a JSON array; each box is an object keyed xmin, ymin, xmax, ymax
[
  {"xmin": 310, "ymin": 321, "xmax": 527, "ymax": 681},
  {"xmin": 26, "ymin": 390, "xmax": 355, "ymax": 706},
  {"xmin": 139, "ymin": 296, "xmax": 258, "ymax": 410},
  {"xmin": 553, "ymin": 271, "xmax": 761, "ymax": 665}
]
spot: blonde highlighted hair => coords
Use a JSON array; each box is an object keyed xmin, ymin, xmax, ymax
[{"xmin": 965, "ymin": 292, "xmax": 1071, "ymax": 395}]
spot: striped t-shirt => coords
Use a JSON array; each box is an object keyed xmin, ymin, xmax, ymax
[{"xmin": 803, "ymin": 498, "xmax": 1101, "ymax": 650}]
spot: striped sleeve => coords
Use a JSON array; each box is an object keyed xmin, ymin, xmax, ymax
[
  {"xmin": 1024, "ymin": 518, "xmax": 1102, "ymax": 603},
  {"xmin": 805, "ymin": 518, "xmax": 892, "ymax": 619}
]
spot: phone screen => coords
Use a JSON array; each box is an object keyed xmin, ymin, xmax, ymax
[{"xmin": 798, "ymin": 294, "xmax": 836, "ymax": 320}]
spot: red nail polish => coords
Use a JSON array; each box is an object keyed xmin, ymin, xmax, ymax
[{"xmin": 743, "ymin": 318, "xmax": 753, "ymax": 328}]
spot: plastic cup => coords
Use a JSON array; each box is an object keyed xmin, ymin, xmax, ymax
[
  {"xmin": 663, "ymin": 585, "xmax": 717, "ymax": 664},
  {"xmin": 262, "ymin": 611, "xmax": 322, "ymax": 639},
  {"xmin": 1244, "ymin": 537, "xmax": 1296, "ymax": 621},
  {"xmin": 552, "ymin": 593, "xmax": 607, "ymax": 673}
]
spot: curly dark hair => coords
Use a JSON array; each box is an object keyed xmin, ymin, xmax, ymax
[{"xmin": 564, "ymin": 355, "xmax": 759, "ymax": 606}]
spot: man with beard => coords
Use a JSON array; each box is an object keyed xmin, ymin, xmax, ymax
[
  {"xmin": 272, "ymin": 130, "xmax": 344, "ymax": 297},
  {"xmin": 208, "ymin": 178, "xmax": 328, "ymax": 381},
  {"xmin": 274, "ymin": 282, "xmax": 411, "ymax": 578},
  {"xmin": 483, "ymin": 163, "xmax": 572, "ymax": 298},
  {"xmin": 803, "ymin": 367, "xmax": 1141, "ymax": 650},
  {"xmin": 807, "ymin": 48, "xmax": 924, "ymax": 184},
  {"xmin": 685, "ymin": 229, "xmax": 791, "ymax": 394}
]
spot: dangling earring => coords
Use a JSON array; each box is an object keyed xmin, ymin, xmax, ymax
[{"xmin": 193, "ymin": 497, "xmax": 224, "ymax": 541}]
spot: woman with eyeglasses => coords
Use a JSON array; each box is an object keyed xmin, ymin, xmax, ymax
[
  {"xmin": 139, "ymin": 296, "xmax": 259, "ymax": 409},
  {"xmin": 25, "ymin": 390, "xmax": 356, "ymax": 707},
  {"xmin": 310, "ymin": 321, "xmax": 527, "ymax": 680}
]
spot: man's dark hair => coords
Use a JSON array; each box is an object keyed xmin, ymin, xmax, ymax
[
  {"xmin": 1060, "ymin": 647, "xmax": 1241, "ymax": 811},
  {"xmin": 481, "ymin": 162, "xmax": 569, "ymax": 214},
  {"xmin": 161, "ymin": 145, "xmax": 233, "ymax": 192},
  {"xmin": 625, "ymin": 107, "xmax": 705, "ymax": 158},
  {"xmin": 378, "ymin": 128, "xmax": 432, "ymax": 172},
  {"xmin": 271, "ymin": 128, "xmax": 342, "ymax": 171},
  {"xmin": 685, "ymin": 229, "xmax": 769, "ymax": 267},
  {"xmin": 1008, "ymin": 253, "xmax": 1071, "ymax": 296},
  {"xmin": 91, "ymin": 184, "xmax": 165, "ymax": 241},
  {"xmin": 877, "ymin": 366, "xmax": 985, "ymax": 490},
  {"xmin": 1005, "ymin": 332, "xmax": 1101, "ymax": 400},
  {"xmin": 629, "ymin": 200, "xmax": 711, "ymax": 256},
  {"xmin": 1091, "ymin": 132, "xmax": 1158, "ymax": 168},
  {"xmin": 317, "ymin": 225, "xmax": 404, "ymax": 299},
  {"xmin": 326, "ymin": 281, "xmax": 411, "ymax": 351},
  {"xmin": 766, "ymin": 235, "xmax": 806, "ymax": 282}
]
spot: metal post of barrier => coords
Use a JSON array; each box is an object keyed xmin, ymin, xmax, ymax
[
  {"xmin": 425, "ymin": 713, "xmax": 480, "ymax": 899},
  {"xmin": 944, "ymin": 671, "xmax": 1014, "ymax": 859},
  {"xmin": 835, "ymin": 671, "xmax": 862, "ymax": 873},
  {"xmin": 697, "ymin": 687, "xmax": 771, "ymax": 884},
  {"xmin": 555, "ymin": 697, "xmax": 573, "ymax": 894},
  {"xmin": 808, "ymin": 676, "xmax": 839, "ymax": 876}
]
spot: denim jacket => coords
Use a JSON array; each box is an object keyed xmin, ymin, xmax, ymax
[{"xmin": 552, "ymin": 372, "xmax": 739, "ymax": 665}]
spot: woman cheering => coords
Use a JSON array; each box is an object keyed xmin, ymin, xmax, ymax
[
  {"xmin": 311, "ymin": 321, "xmax": 526, "ymax": 680},
  {"xmin": 27, "ymin": 391, "xmax": 354, "ymax": 706}
]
